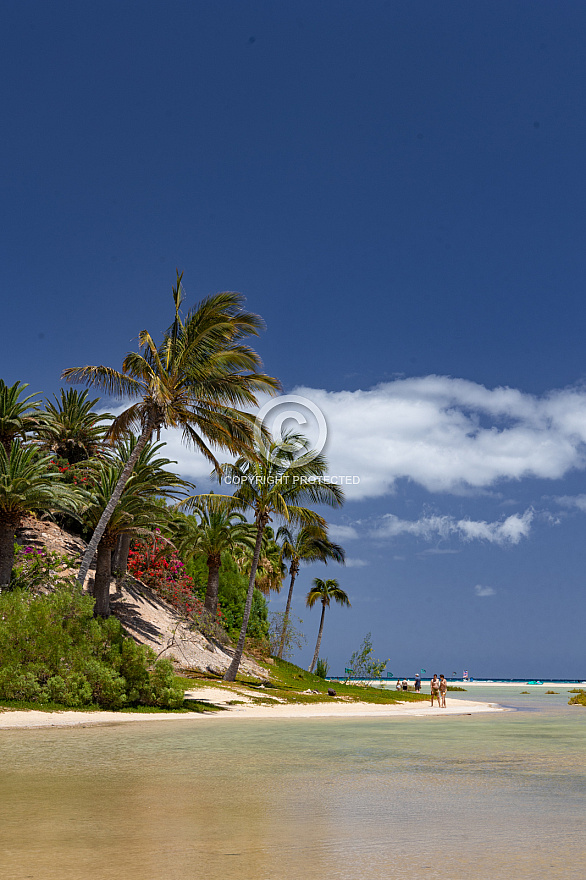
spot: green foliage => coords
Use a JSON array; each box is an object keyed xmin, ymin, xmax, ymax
[
  {"xmin": 568, "ymin": 690, "xmax": 586, "ymax": 706},
  {"xmin": 11, "ymin": 545, "xmax": 79, "ymax": 592},
  {"xmin": 249, "ymin": 657, "xmax": 428, "ymax": 705},
  {"xmin": 0, "ymin": 586, "xmax": 185, "ymax": 710},
  {"xmin": 186, "ymin": 552, "xmax": 269, "ymax": 643},
  {"xmin": 348, "ymin": 632, "xmax": 389, "ymax": 679},
  {"xmin": 314, "ymin": 658, "xmax": 330, "ymax": 679},
  {"xmin": 268, "ymin": 611, "xmax": 305, "ymax": 660}
]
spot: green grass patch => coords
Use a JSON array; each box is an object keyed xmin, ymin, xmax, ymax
[
  {"xmin": 237, "ymin": 658, "xmax": 431, "ymax": 705},
  {"xmin": 569, "ymin": 691, "xmax": 586, "ymax": 706}
]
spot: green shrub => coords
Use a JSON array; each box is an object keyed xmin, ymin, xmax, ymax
[
  {"xmin": 348, "ymin": 633, "xmax": 389, "ymax": 678},
  {"xmin": 315, "ymin": 658, "xmax": 330, "ymax": 679},
  {"xmin": 0, "ymin": 586, "xmax": 185, "ymax": 710},
  {"xmin": 11, "ymin": 545, "xmax": 79, "ymax": 592}
]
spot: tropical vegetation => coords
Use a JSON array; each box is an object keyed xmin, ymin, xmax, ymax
[
  {"xmin": 276, "ymin": 523, "xmax": 344, "ymax": 659},
  {"xmin": 219, "ymin": 433, "xmax": 344, "ymax": 680},
  {"xmin": 0, "ymin": 581, "xmax": 185, "ymax": 709},
  {"xmin": 0, "ymin": 272, "xmax": 368, "ymax": 692},
  {"xmin": 306, "ymin": 578, "xmax": 351, "ymax": 673},
  {"xmin": 347, "ymin": 632, "xmax": 389, "ymax": 679},
  {"xmin": 62, "ymin": 270, "xmax": 280, "ymax": 588}
]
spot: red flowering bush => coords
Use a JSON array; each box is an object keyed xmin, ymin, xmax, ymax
[
  {"xmin": 51, "ymin": 457, "xmax": 90, "ymax": 486},
  {"xmin": 127, "ymin": 536, "xmax": 227, "ymax": 642}
]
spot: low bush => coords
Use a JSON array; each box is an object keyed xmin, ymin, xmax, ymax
[
  {"xmin": 568, "ymin": 690, "xmax": 586, "ymax": 706},
  {"xmin": 11, "ymin": 545, "xmax": 79, "ymax": 592},
  {"xmin": 0, "ymin": 586, "xmax": 185, "ymax": 710},
  {"xmin": 315, "ymin": 658, "xmax": 330, "ymax": 679}
]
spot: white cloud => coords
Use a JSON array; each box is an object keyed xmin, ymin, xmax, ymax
[
  {"xmin": 555, "ymin": 494, "xmax": 586, "ymax": 513},
  {"xmin": 370, "ymin": 509, "xmax": 534, "ymax": 545},
  {"xmin": 327, "ymin": 524, "xmax": 360, "ymax": 542},
  {"xmin": 475, "ymin": 584, "xmax": 496, "ymax": 597},
  {"xmin": 345, "ymin": 558, "xmax": 369, "ymax": 568},
  {"xmin": 289, "ymin": 377, "xmax": 586, "ymax": 499},
  {"xmin": 102, "ymin": 376, "xmax": 586, "ymax": 500}
]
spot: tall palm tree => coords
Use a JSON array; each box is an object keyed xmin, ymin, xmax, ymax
[
  {"xmin": 79, "ymin": 438, "xmax": 190, "ymax": 616},
  {"xmin": 36, "ymin": 388, "xmax": 112, "ymax": 465},
  {"xmin": 252, "ymin": 526, "xmax": 287, "ymax": 596},
  {"xmin": 276, "ymin": 524, "xmax": 345, "ymax": 658},
  {"xmin": 0, "ymin": 380, "xmax": 40, "ymax": 453},
  {"xmin": 306, "ymin": 578, "xmax": 351, "ymax": 674},
  {"xmin": 220, "ymin": 434, "xmax": 344, "ymax": 681},
  {"xmin": 173, "ymin": 495, "xmax": 256, "ymax": 617},
  {"xmin": 0, "ymin": 443, "xmax": 82, "ymax": 586},
  {"xmin": 233, "ymin": 524, "xmax": 286, "ymax": 597},
  {"xmin": 62, "ymin": 271, "xmax": 280, "ymax": 588}
]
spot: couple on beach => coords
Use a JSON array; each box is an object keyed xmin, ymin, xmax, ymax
[{"xmin": 430, "ymin": 674, "xmax": 447, "ymax": 707}]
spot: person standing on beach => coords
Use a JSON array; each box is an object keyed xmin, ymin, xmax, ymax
[
  {"xmin": 414, "ymin": 674, "xmax": 421, "ymax": 692},
  {"xmin": 430, "ymin": 674, "xmax": 440, "ymax": 706},
  {"xmin": 439, "ymin": 674, "xmax": 447, "ymax": 708}
]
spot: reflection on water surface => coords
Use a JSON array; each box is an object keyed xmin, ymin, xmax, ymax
[{"xmin": 1, "ymin": 689, "xmax": 585, "ymax": 879}]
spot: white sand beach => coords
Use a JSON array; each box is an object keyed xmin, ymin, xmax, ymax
[{"xmin": 0, "ymin": 691, "xmax": 504, "ymax": 730}]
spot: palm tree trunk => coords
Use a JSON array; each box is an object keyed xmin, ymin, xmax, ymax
[
  {"xmin": 277, "ymin": 563, "xmax": 298, "ymax": 659},
  {"xmin": 0, "ymin": 516, "xmax": 19, "ymax": 588},
  {"xmin": 112, "ymin": 533, "xmax": 131, "ymax": 575},
  {"xmin": 76, "ymin": 418, "xmax": 154, "ymax": 588},
  {"xmin": 308, "ymin": 601, "xmax": 326, "ymax": 673},
  {"xmin": 111, "ymin": 534, "xmax": 123, "ymax": 573},
  {"xmin": 205, "ymin": 554, "xmax": 221, "ymax": 617},
  {"xmin": 93, "ymin": 539, "xmax": 114, "ymax": 617},
  {"xmin": 224, "ymin": 515, "xmax": 267, "ymax": 681}
]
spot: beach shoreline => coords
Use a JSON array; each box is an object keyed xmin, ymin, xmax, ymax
[{"xmin": 0, "ymin": 694, "xmax": 505, "ymax": 730}]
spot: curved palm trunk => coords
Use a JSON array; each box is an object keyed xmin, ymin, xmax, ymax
[
  {"xmin": 0, "ymin": 516, "xmax": 19, "ymax": 587},
  {"xmin": 224, "ymin": 515, "xmax": 267, "ymax": 681},
  {"xmin": 277, "ymin": 561, "xmax": 299, "ymax": 659},
  {"xmin": 205, "ymin": 553, "xmax": 221, "ymax": 616},
  {"xmin": 76, "ymin": 418, "xmax": 154, "ymax": 588},
  {"xmin": 93, "ymin": 539, "xmax": 114, "ymax": 617},
  {"xmin": 308, "ymin": 601, "xmax": 326, "ymax": 673}
]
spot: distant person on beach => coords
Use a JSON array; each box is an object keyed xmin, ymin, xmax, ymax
[
  {"xmin": 439, "ymin": 674, "xmax": 447, "ymax": 708},
  {"xmin": 430, "ymin": 674, "xmax": 440, "ymax": 706},
  {"xmin": 402, "ymin": 678, "xmax": 408, "ymax": 691},
  {"xmin": 395, "ymin": 679, "xmax": 402, "ymax": 690},
  {"xmin": 414, "ymin": 674, "xmax": 421, "ymax": 692}
]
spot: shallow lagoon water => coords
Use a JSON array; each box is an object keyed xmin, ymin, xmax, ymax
[{"xmin": 1, "ymin": 688, "xmax": 584, "ymax": 879}]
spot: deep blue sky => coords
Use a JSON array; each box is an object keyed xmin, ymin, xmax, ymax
[{"xmin": 2, "ymin": 2, "xmax": 586, "ymax": 677}]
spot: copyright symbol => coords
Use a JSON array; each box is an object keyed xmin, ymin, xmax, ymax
[{"xmin": 254, "ymin": 395, "xmax": 328, "ymax": 466}]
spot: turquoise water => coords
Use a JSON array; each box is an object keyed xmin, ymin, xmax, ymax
[{"xmin": 0, "ymin": 688, "xmax": 584, "ymax": 879}]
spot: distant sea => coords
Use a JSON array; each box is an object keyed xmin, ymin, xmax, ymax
[{"xmin": 1, "ymin": 686, "xmax": 584, "ymax": 879}]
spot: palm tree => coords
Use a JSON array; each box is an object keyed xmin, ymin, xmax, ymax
[
  {"xmin": 62, "ymin": 271, "xmax": 280, "ymax": 588},
  {"xmin": 79, "ymin": 437, "xmax": 190, "ymax": 616},
  {"xmin": 0, "ymin": 380, "xmax": 40, "ymax": 453},
  {"xmin": 306, "ymin": 578, "xmax": 351, "ymax": 674},
  {"xmin": 253, "ymin": 526, "xmax": 287, "ymax": 596},
  {"xmin": 36, "ymin": 389, "xmax": 112, "ymax": 465},
  {"xmin": 221, "ymin": 434, "xmax": 344, "ymax": 681},
  {"xmin": 173, "ymin": 495, "xmax": 256, "ymax": 617},
  {"xmin": 276, "ymin": 524, "xmax": 345, "ymax": 659},
  {"xmin": 0, "ymin": 443, "xmax": 82, "ymax": 586}
]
